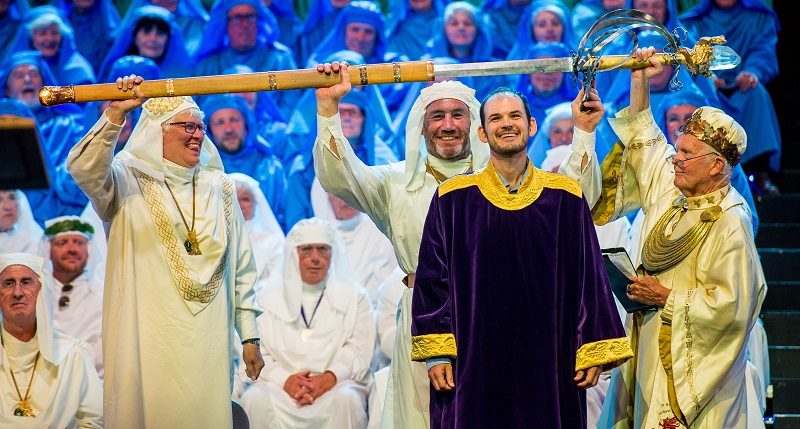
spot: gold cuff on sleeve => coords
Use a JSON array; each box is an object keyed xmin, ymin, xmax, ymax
[
  {"xmin": 575, "ymin": 337, "xmax": 634, "ymax": 371},
  {"xmin": 411, "ymin": 333, "xmax": 457, "ymax": 361}
]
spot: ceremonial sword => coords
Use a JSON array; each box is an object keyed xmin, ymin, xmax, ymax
[{"xmin": 38, "ymin": 9, "xmax": 740, "ymax": 107}]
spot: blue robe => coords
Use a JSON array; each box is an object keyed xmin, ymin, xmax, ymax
[
  {"xmin": 8, "ymin": 5, "xmax": 96, "ymax": 86},
  {"xmin": 56, "ymin": 0, "xmax": 119, "ymax": 73},
  {"xmin": 424, "ymin": 2, "xmax": 502, "ymax": 102},
  {"xmin": 411, "ymin": 162, "xmax": 630, "ymax": 428},
  {"xmin": 121, "ymin": 0, "xmax": 208, "ymax": 58},
  {"xmin": 680, "ymin": 0, "xmax": 782, "ymax": 171},
  {"xmin": 99, "ymin": 5, "xmax": 194, "ymax": 80},
  {"xmin": 195, "ymin": 0, "xmax": 299, "ymax": 116},
  {"xmin": 296, "ymin": 0, "xmax": 344, "ymax": 66},
  {"xmin": 386, "ymin": 0, "xmax": 444, "ymax": 61},
  {"xmin": 0, "ymin": 0, "xmax": 29, "ymax": 61},
  {"xmin": 0, "ymin": 51, "xmax": 86, "ymax": 169},
  {"xmin": 505, "ymin": 0, "xmax": 577, "ymax": 61},
  {"xmin": 200, "ymin": 94, "xmax": 288, "ymax": 228}
]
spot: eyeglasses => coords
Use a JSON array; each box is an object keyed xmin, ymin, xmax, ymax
[
  {"xmin": 169, "ymin": 122, "xmax": 206, "ymax": 135},
  {"xmin": 227, "ymin": 13, "xmax": 257, "ymax": 23},
  {"xmin": 59, "ymin": 283, "xmax": 73, "ymax": 308},
  {"xmin": 297, "ymin": 245, "xmax": 332, "ymax": 258},
  {"xmin": 666, "ymin": 152, "xmax": 716, "ymax": 169}
]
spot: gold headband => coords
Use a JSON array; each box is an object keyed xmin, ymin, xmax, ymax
[
  {"xmin": 143, "ymin": 96, "xmax": 193, "ymax": 116},
  {"xmin": 681, "ymin": 108, "xmax": 741, "ymax": 166}
]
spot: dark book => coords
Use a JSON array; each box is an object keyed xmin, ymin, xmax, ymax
[
  {"xmin": 0, "ymin": 116, "xmax": 50, "ymax": 189},
  {"xmin": 601, "ymin": 247, "xmax": 657, "ymax": 313}
]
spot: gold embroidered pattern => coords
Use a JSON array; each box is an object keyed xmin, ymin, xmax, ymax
[
  {"xmin": 591, "ymin": 141, "xmax": 625, "ymax": 224},
  {"xmin": 628, "ymin": 134, "xmax": 664, "ymax": 150},
  {"xmin": 683, "ymin": 289, "xmax": 701, "ymax": 411},
  {"xmin": 575, "ymin": 337, "xmax": 634, "ymax": 371},
  {"xmin": 411, "ymin": 333, "xmax": 457, "ymax": 361},
  {"xmin": 143, "ymin": 96, "xmax": 191, "ymax": 115},
  {"xmin": 136, "ymin": 171, "xmax": 233, "ymax": 303}
]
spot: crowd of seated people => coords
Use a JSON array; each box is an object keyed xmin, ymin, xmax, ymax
[{"xmin": 0, "ymin": 0, "xmax": 780, "ymax": 426}]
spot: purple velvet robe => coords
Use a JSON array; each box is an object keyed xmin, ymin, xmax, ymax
[{"xmin": 411, "ymin": 162, "xmax": 630, "ymax": 428}]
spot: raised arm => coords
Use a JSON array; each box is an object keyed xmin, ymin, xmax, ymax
[
  {"xmin": 559, "ymin": 84, "xmax": 605, "ymax": 207},
  {"xmin": 66, "ymin": 76, "xmax": 145, "ymax": 221}
]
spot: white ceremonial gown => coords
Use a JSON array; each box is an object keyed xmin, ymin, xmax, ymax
[
  {"xmin": 0, "ymin": 328, "xmax": 103, "ymax": 428},
  {"xmin": 240, "ymin": 282, "xmax": 375, "ymax": 428},
  {"xmin": 0, "ymin": 192, "xmax": 43, "ymax": 256},
  {"xmin": 67, "ymin": 114, "xmax": 261, "ymax": 429},
  {"xmin": 596, "ymin": 107, "xmax": 767, "ymax": 429},
  {"xmin": 50, "ymin": 273, "xmax": 104, "ymax": 379}
]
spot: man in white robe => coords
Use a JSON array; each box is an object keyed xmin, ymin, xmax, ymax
[
  {"xmin": 592, "ymin": 48, "xmax": 767, "ymax": 428},
  {"xmin": 0, "ymin": 252, "xmax": 102, "ymax": 427},
  {"xmin": 313, "ymin": 62, "xmax": 490, "ymax": 429},
  {"xmin": 239, "ymin": 218, "xmax": 375, "ymax": 428},
  {"xmin": 66, "ymin": 76, "xmax": 264, "ymax": 429},
  {"xmin": 42, "ymin": 215, "xmax": 104, "ymax": 379}
]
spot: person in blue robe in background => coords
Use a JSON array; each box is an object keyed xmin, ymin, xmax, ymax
[
  {"xmin": 506, "ymin": 0, "xmax": 576, "ymax": 61},
  {"xmin": 122, "ymin": 0, "xmax": 208, "ymax": 58},
  {"xmin": 1, "ymin": 51, "xmax": 85, "ymax": 169},
  {"xmin": 221, "ymin": 64, "xmax": 290, "ymax": 161},
  {"xmin": 284, "ymin": 49, "xmax": 396, "ymax": 163},
  {"xmin": 0, "ymin": 0, "xmax": 30, "ymax": 61},
  {"xmin": 283, "ymin": 85, "xmax": 397, "ymax": 231},
  {"xmin": 266, "ymin": 0, "xmax": 302, "ymax": 60},
  {"xmin": 55, "ymin": 0, "xmax": 119, "ymax": 73},
  {"xmin": 386, "ymin": 0, "xmax": 444, "ymax": 61},
  {"xmin": 99, "ymin": 4, "xmax": 194, "ymax": 80},
  {"xmin": 570, "ymin": 0, "xmax": 632, "ymax": 95},
  {"xmin": 482, "ymin": 0, "xmax": 534, "ymax": 60},
  {"xmin": 423, "ymin": 1, "xmax": 502, "ymax": 102},
  {"xmin": 194, "ymin": 0, "xmax": 299, "ymax": 116},
  {"xmin": 201, "ymin": 93, "xmax": 288, "ymax": 229},
  {"xmin": 7, "ymin": 6, "xmax": 96, "ymax": 86},
  {"xmin": 653, "ymin": 87, "xmax": 759, "ymax": 235},
  {"xmin": 512, "ymin": 42, "xmax": 579, "ymax": 134},
  {"xmin": 680, "ymin": 0, "xmax": 782, "ymax": 194},
  {"xmin": 0, "ymin": 98, "xmax": 84, "ymax": 225},
  {"xmin": 305, "ymin": 1, "xmax": 408, "ymax": 114},
  {"xmin": 296, "ymin": 0, "xmax": 351, "ymax": 67}
]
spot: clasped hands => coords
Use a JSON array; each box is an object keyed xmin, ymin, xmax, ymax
[{"xmin": 284, "ymin": 370, "xmax": 337, "ymax": 406}]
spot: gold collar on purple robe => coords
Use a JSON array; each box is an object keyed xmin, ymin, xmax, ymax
[{"xmin": 438, "ymin": 158, "xmax": 582, "ymax": 210}]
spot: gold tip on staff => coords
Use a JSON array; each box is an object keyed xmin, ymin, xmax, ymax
[{"xmin": 39, "ymin": 60, "xmax": 436, "ymax": 107}]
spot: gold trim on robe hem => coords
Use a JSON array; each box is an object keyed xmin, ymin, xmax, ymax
[
  {"xmin": 574, "ymin": 337, "xmax": 634, "ymax": 371},
  {"xmin": 411, "ymin": 333, "xmax": 457, "ymax": 361},
  {"xmin": 438, "ymin": 159, "xmax": 581, "ymax": 211}
]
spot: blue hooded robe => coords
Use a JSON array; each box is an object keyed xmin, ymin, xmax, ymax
[
  {"xmin": 120, "ymin": 0, "xmax": 208, "ymax": 58},
  {"xmin": 55, "ymin": 0, "xmax": 119, "ymax": 73},
  {"xmin": 386, "ymin": 0, "xmax": 445, "ymax": 61}
]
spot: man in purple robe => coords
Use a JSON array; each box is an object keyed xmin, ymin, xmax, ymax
[{"xmin": 410, "ymin": 86, "xmax": 633, "ymax": 428}]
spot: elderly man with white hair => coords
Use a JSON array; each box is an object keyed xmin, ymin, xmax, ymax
[
  {"xmin": 0, "ymin": 252, "xmax": 102, "ymax": 426},
  {"xmin": 239, "ymin": 218, "xmax": 375, "ymax": 428},
  {"xmin": 594, "ymin": 48, "xmax": 767, "ymax": 429},
  {"xmin": 314, "ymin": 62, "xmax": 491, "ymax": 428},
  {"xmin": 41, "ymin": 215, "xmax": 104, "ymax": 380}
]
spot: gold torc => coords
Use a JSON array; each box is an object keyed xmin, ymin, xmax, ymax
[{"xmin": 641, "ymin": 196, "xmax": 723, "ymax": 274}]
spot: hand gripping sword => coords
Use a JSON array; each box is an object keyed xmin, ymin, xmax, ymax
[{"xmin": 38, "ymin": 9, "xmax": 740, "ymax": 107}]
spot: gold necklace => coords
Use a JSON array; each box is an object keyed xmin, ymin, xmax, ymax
[
  {"xmin": 425, "ymin": 159, "xmax": 473, "ymax": 185},
  {"xmin": 641, "ymin": 197, "xmax": 722, "ymax": 274},
  {"xmin": 165, "ymin": 171, "xmax": 202, "ymax": 255},
  {"xmin": 9, "ymin": 351, "xmax": 40, "ymax": 417}
]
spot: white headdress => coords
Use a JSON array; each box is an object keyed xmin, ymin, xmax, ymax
[
  {"xmin": 229, "ymin": 173, "xmax": 284, "ymax": 237},
  {"xmin": 0, "ymin": 253, "xmax": 70, "ymax": 365},
  {"xmin": 119, "ymin": 96, "xmax": 224, "ymax": 176},
  {"xmin": 404, "ymin": 80, "xmax": 489, "ymax": 191},
  {"xmin": 258, "ymin": 218, "xmax": 355, "ymax": 322}
]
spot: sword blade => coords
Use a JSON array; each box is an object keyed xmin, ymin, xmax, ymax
[{"xmin": 434, "ymin": 57, "xmax": 575, "ymax": 79}]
